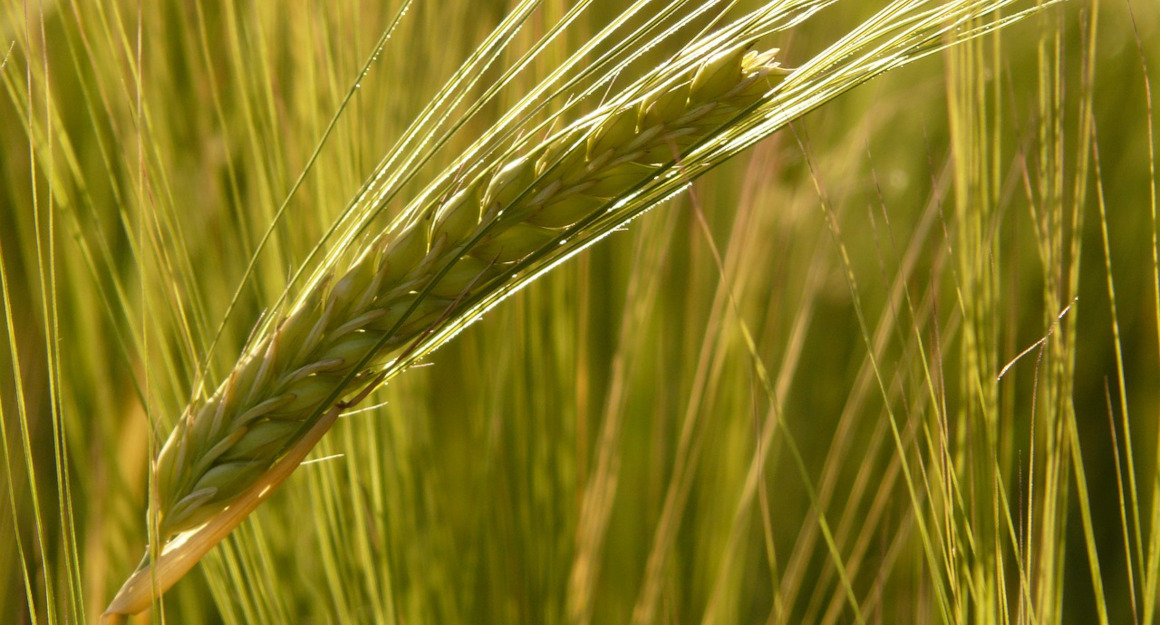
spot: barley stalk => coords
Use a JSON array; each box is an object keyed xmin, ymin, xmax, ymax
[{"xmin": 103, "ymin": 44, "xmax": 786, "ymax": 618}]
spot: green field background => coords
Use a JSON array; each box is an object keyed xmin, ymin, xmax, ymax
[{"xmin": 3, "ymin": 0, "xmax": 1159, "ymax": 623}]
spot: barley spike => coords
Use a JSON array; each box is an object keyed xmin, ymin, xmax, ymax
[{"xmin": 105, "ymin": 44, "xmax": 786, "ymax": 618}]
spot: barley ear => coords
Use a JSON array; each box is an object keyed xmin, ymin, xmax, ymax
[{"xmin": 104, "ymin": 44, "xmax": 788, "ymax": 618}]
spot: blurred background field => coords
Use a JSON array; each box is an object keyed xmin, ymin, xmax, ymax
[{"xmin": 2, "ymin": 0, "xmax": 1159, "ymax": 623}]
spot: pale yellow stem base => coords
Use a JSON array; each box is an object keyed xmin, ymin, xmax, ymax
[{"xmin": 102, "ymin": 407, "xmax": 341, "ymax": 622}]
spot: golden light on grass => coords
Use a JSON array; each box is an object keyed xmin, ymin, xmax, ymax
[{"xmin": 2, "ymin": 0, "xmax": 1156, "ymax": 622}]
